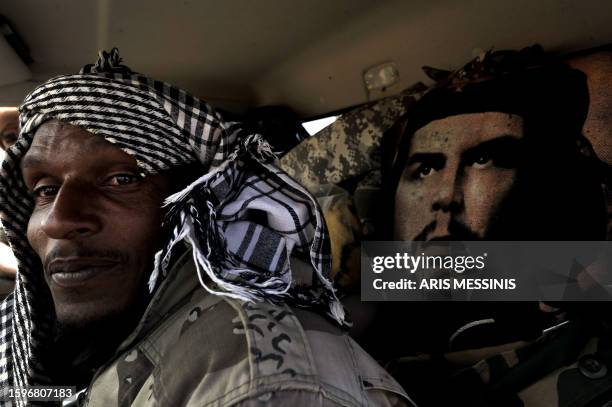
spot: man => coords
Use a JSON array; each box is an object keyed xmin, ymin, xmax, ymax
[
  {"xmin": 372, "ymin": 49, "xmax": 611, "ymax": 406},
  {"xmin": 0, "ymin": 49, "xmax": 412, "ymax": 406}
]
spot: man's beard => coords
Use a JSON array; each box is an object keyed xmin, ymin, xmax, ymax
[
  {"xmin": 52, "ymin": 295, "xmax": 144, "ymax": 340},
  {"xmin": 44, "ymin": 287, "xmax": 150, "ymax": 387}
]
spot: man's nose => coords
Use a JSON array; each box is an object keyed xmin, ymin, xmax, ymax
[
  {"xmin": 41, "ymin": 183, "xmax": 103, "ymax": 240},
  {"xmin": 432, "ymin": 168, "xmax": 464, "ymax": 213}
]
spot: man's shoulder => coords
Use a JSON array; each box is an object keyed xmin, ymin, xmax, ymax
[
  {"xmin": 291, "ymin": 306, "xmax": 411, "ymax": 405},
  {"xmin": 91, "ymin": 288, "xmax": 413, "ymax": 406},
  {"xmin": 175, "ymin": 296, "xmax": 412, "ymax": 406}
]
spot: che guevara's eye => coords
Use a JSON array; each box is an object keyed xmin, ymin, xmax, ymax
[
  {"xmin": 412, "ymin": 164, "xmax": 436, "ymax": 179},
  {"xmin": 471, "ymin": 154, "xmax": 493, "ymax": 169}
]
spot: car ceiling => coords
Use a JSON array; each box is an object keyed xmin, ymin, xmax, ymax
[{"xmin": 1, "ymin": 0, "xmax": 612, "ymax": 116}]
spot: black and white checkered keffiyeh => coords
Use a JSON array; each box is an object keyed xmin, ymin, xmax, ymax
[{"xmin": 0, "ymin": 49, "xmax": 345, "ymax": 405}]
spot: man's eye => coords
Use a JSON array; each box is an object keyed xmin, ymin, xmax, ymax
[
  {"xmin": 471, "ymin": 155, "xmax": 493, "ymax": 169},
  {"xmin": 33, "ymin": 185, "xmax": 59, "ymax": 198},
  {"xmin": 107, "ymin": 174, "xmax": 140, "ymax": 186}
]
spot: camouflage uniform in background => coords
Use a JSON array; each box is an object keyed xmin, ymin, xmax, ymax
[
  {"xmin": 309, "ymin": 184, "xmax": 362, "ymax": 290},
  {"xmin": 64, "ymin": 246, "xmax": 413, "ymax": 406},
  {"xmin": 389, "ymin": 317, "xmax": 612, "ymax": 407},
  {"xmin": 279, "ymin": 83, "xmax": 425, "ymax": 192}
]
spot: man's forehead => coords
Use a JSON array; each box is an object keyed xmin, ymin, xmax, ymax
[
  {"xmin": 31, "ymin": 120, "xmax": 113, "ymax": 148},
  {"xmin": 22, "ymin": 120, "xmax": 134, "ymax": 168},
  {"xmin": 410, "ymin": 112, "xmax": 524, "ymax": 153}
]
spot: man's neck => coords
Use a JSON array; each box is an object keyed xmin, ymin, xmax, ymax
[{"xmin": 46, "ymin": 295, "xmax": 149, "ymax": 388}]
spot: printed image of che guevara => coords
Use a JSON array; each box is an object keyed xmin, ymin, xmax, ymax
[{"xmin": 365, "ymin": 46, "xmax": 612, "ymax": 407}]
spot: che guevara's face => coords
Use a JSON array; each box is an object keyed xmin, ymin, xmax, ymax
[{"xmin": 394, "ymin": 112, "xmax": 525, "ymax": 241}]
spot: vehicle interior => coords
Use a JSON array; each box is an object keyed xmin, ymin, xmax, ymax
[
  {"xmin": 0, "ymin": 1, "xmax": 610, "ymax": 115},
  {"xmin": 0, "ymin": 1, "xmax": 611, "ymax": 405}
]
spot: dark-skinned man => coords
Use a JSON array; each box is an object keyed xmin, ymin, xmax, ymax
[{"xmin": 0, "ymin": 49, "xmax": 412, "ymax": 406}]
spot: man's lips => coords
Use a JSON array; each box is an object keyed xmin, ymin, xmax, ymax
[{"xmin": 47, "ymin": 257, "xmax": 120, "ymax": 288}]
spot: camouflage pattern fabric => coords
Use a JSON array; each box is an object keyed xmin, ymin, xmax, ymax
[
  {"xmin": 70, "ymin": 247, "xmax": 413, "ymax": 406},
  {"xmin": 279, "ymin": 84, "xmax": 425, "ymax": 192},
  {"xmin": 353, "ymin": 169, "xmax": 383, "ymax": 237},
  {"xmin": 389, "ymin": 318, "xmax": 612, "ymax": 406},
  {"xmin": 310, "ymin": 184, "xmax": 362, "ymax": 291}
]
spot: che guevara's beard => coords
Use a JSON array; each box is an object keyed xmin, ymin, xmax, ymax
[{"xmin": 412, "ymin": 219, "xmax": 481, "ymax": 241}]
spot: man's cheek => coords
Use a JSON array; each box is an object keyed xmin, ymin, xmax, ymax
[
  {"xmin": 111, "ymin": 211, "xmax": 163, "ymax": 252},
  {"xmin": 26, "ymin": 213, "xmax": 45, "ymax": 255}
]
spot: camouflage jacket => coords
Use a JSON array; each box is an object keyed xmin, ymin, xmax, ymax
[
  {"xmin": 390, "ymin": 317, "xmax": 612, "ymax": 407},
  {"xmin": 67, "ymin": 249, "xmax": 412, "ymax": 407}
]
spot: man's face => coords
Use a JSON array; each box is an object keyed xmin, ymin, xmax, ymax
[
  {"xmin": 394, "ymin": 112, "xmax": 524, "ymax": 240},
  {"xmin": 0, "ymin": 108, "xmax": 19, "ymax": 150},
  {"xmin": 22, "ymin": 121, "xmax": 173, "ymax": 329}
]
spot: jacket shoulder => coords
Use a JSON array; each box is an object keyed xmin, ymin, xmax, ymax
[
  {"xmin": 88, "ymin": 289, "xmax": 413, "ymax": 406},
  {"xmin": 184, "ymin": 299, "xmax": 414, "ymax": 406}
]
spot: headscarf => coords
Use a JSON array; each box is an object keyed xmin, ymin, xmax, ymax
[{"xmin": 0, "ymin": 49, "xmax": 345, "ymax": 404}]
